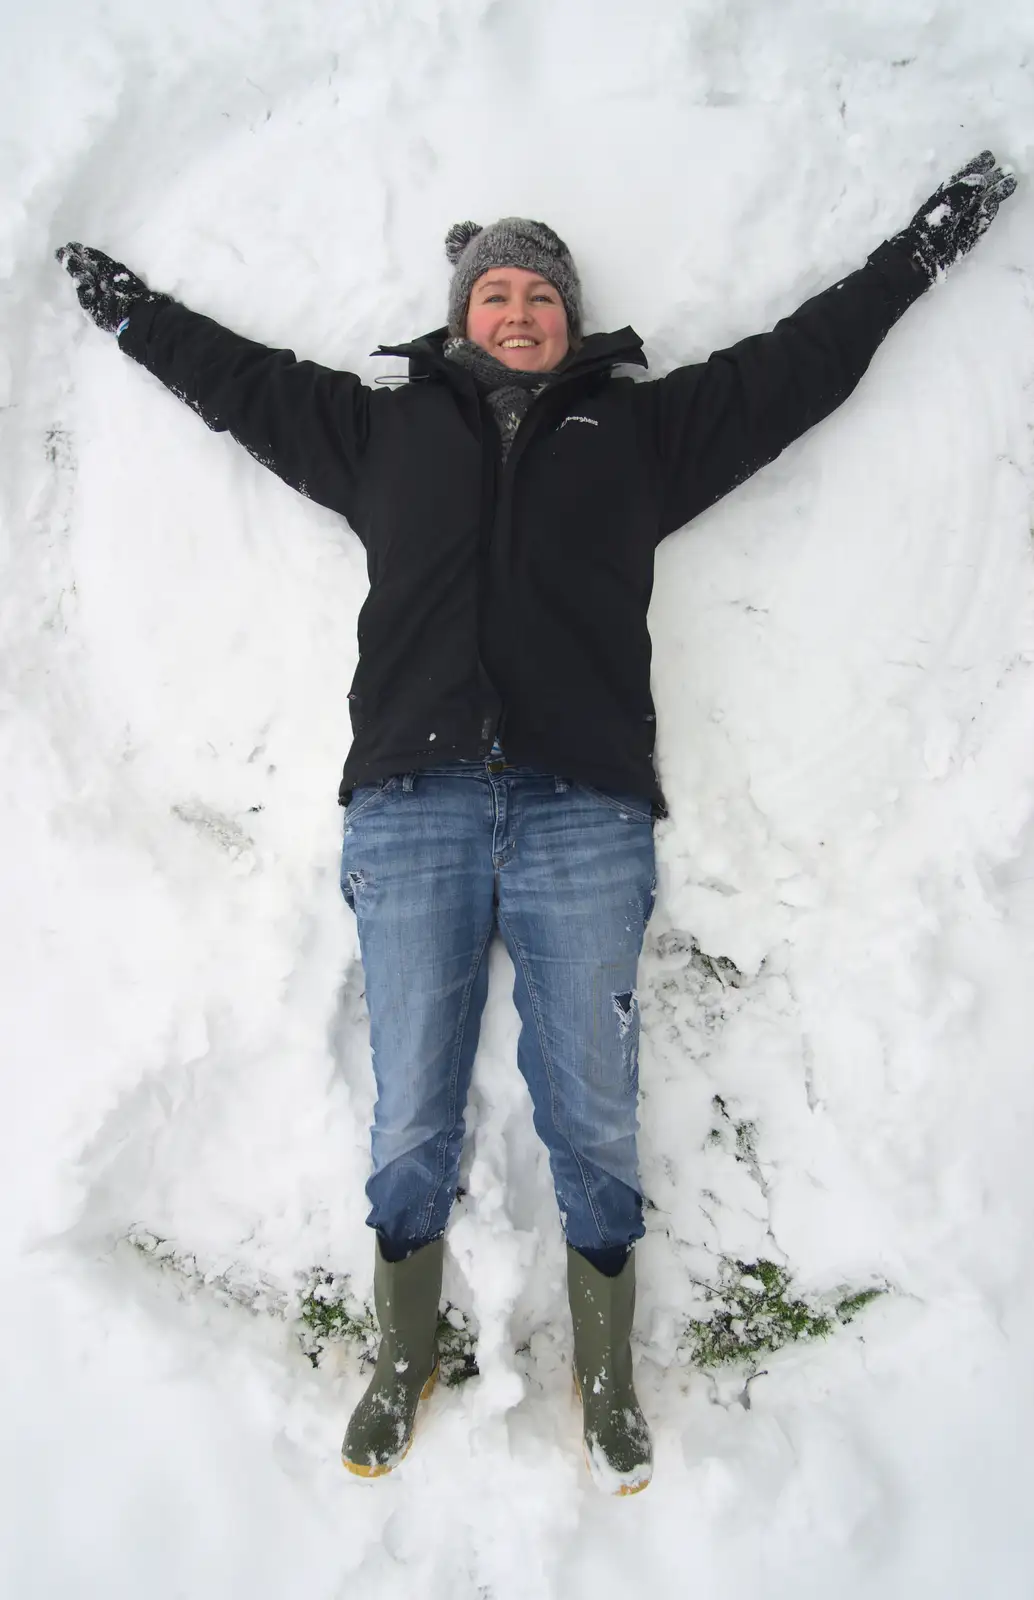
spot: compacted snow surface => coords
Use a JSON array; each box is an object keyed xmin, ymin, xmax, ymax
[{"xmin": 2, "ymin": 1, "xmax": 1034, "ymax": 1595}]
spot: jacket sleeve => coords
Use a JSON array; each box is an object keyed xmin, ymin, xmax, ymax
[
  {"xmin": 647, "ymin": 242, "xmax": 929, "ymax": 540},
  {"xmin": 118, "ymin": 299, "xmax": 371, "ymax": 528}
]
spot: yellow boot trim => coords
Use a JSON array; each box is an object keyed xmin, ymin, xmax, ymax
[
  {"xmin": 341, "ymin": 1361, "xmax": 440, "ymax": 1478},
  {"xmin": 573, "ymin": 1367, "xmax": 650, "ymax": 1495}
]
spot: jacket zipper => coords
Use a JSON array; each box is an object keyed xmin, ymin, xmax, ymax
[{"xmin": 370, "ymin": 343, "xmax": 633, "ymax": 758}]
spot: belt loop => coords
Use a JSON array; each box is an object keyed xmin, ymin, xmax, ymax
[
  {"xmin": 402, "ymin": 772, "xmax": 416, "ymax": 794},
  {"xmin": 554, "ymin": 775, "xmax": 569, "ymax": 794}
]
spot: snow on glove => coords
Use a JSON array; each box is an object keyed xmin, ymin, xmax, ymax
[
  {"xmin": 893, "ymin": 151, "xmax": 1017, "ymax": 280},
  {"xmin": 55, "ymin": 242, "xmax": 170, "ymax": 334}
]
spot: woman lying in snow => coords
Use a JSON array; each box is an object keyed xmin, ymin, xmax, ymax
[{"xmin": 58, "ymin": 151, "xmax": 1015, "ymax": 1494}]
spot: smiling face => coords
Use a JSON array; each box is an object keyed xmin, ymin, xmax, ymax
[{"xmin": 465, "ymin": 266, "xmax": 570, "ymax": 372}]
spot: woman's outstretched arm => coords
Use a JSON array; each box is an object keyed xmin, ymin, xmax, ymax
[
  {"xmin": 56, "ymin": 244, "xmax": 371, "ymax": 531},
  {"xmin": 648, "ymin": 152, "xmax": 1017, "ymax": 541}
]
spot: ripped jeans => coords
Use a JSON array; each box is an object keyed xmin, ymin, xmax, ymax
[{"xmin": 340, "ymin": 760, "xmax": 656, "ymax": 1256}]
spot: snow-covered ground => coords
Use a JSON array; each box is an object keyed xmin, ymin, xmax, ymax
[{"xmin": 3, "ymin": 0, "xmax": 1034, "ymax": 1594}]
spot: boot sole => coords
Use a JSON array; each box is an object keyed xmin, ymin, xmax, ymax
[
  {"xmin": 341, "ymin": 1362, "xmax": 440, "ymax": 1478},
  {"xmin": 573, "ymin": 1371, "xmax": 651, "ymax": 1496}
]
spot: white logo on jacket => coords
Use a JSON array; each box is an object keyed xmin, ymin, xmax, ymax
[{"xmin": 559, "ymin": 414, "xmax": 599, "ymax": 429}]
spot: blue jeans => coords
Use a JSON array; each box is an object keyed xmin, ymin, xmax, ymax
[{"xmin": 340, "ymin": 761, "xmax": 656, "ymax": 1255}]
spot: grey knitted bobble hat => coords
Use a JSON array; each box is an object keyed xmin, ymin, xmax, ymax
[{"xmin": 445, "ymin": 217, "xmax": 583, "ymax": 342}]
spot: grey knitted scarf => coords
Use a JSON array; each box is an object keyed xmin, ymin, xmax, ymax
[{"xmin": 444, "ymin": 337, "xmax": 554, "ymax": 461}]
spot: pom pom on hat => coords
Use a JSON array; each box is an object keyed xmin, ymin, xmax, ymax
[{"xmin": 445, "ymin": 221, "xmax": 482, "ymax": 266}]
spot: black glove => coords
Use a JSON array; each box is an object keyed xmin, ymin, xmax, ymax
[
  {"xmin": 892, "ymin": 151, "xmax": 1017, "ymax": 280},
  {"xmin": 55, "ymin": 242, "xmax": 170, "ymax": 334}
]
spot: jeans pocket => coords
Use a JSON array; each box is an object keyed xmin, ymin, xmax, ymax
[
  {"xmin": 344, "ymin": 775, "xmax": 400, "ymax": 825},
  {"xmin": 577, "ymin": 784, "xmax": 654, "ymax": 824}
]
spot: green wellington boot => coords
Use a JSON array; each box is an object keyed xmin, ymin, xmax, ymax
[
  {"xmin": 341, "ymin": 1237, "xmax": 443, "ymax": 1478},
  {"xmin": 567, "ymin": 1246, "xmax": 653, "ymax": 1495}
]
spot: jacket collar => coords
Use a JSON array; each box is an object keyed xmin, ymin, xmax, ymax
[{"xmin": 372, "ymin": 326, "xmax": 649, "ymax": 384}]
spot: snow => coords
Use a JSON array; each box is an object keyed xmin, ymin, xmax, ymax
[{"xmin": 2, "ymin": 0, "xmax": 1034, "ymax": 1594}]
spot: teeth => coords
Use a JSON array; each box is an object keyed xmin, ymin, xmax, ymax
[{"xmin": 501, "ymin": 339, "xmax": 535, "ymax": 348}]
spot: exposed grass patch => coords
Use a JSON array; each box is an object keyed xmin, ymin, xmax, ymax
[
  {"xmin": 297, "ymin": 1269, "xmax": 378, "ymax": 1363},
  {"xmin": 682, "ymin": 1257, "xmax": 887, "ymax": 1369},
  {"xmin": 834, "ymin": 1287, "xmax": 886, "ymax": 1324},
  {"xmin": 298, "ymin": 1268, "xmax": 479, "ymax": 1385},
  {"xmin": 436, "ymin": 1313, "xmax": 480, "ymax": 1387},
  {"xmin": 123, "ymin": 1230, "xmax": 479, "ymax": 1384}
]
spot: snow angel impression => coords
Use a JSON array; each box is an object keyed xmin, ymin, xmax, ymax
[{"xmin": 57, "ymin": 151, "xmax": 1015, "ymax": 1493}]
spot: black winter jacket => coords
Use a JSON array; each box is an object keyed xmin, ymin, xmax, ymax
[{"xmin": 119, "ymin": 242, "xmax": 927, "ymax": 814}]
